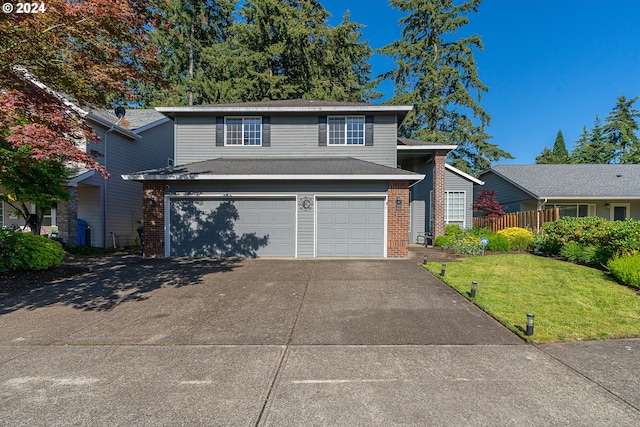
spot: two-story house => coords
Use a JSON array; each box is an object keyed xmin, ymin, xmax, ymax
[
  {"xmin": 1, "ymin": 108, "xmax": 174, "ymax": 248},
  {"xmin": 124, "ymin": 100, "xmax": 474, "ymax": 258}
]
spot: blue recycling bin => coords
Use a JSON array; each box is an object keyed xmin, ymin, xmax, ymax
[{"xmin": 77, "ymin": 219, "xmax": 87, "ymax": 246}]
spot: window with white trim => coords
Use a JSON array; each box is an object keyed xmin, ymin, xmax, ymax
[
  {"xmin": 225, "ymin": 117, "xmax": 262, "ymax": 146},
  {"xmin": 445, "ymin": 191, "xmax": 466, "ymax": 228},
  {"xmin": 328, "ymin": 116, "xmax": 365, "ymax": 145}
]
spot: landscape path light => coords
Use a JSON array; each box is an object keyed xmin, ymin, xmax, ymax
[
  {"xmin": 526, "ymin": 313, "xmax": 535, "ymax": 336},
  {"xmin": 440, "ymin": 263, "xmax": 446, "ymax": 276},
  {"xmin": 470, "ymin": 281, "xmax": 477, "ymax": 298}
]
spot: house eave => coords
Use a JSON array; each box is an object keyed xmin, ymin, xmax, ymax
[
  {"xmin": 540, "ymin": 196, "xmax": 640, "ymax": 201},
  {"xmin": 155, "ymin": 105, "xmax": 413, "ymax": 115},
  {"xmin": 397, "ymin": 145, "xmax": 457, "ymax": 151},
  {"xmin": 122, "ymin": 174, "xmax": 426, "ymax": 182},
  {"xmin": 445, "ymin": 163, "xmax": 484, "ymax": 185}
]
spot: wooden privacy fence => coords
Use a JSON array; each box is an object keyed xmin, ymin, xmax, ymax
[{"xmin": 472, "ymin": 208, "xmax": 560, "ymax": 233}]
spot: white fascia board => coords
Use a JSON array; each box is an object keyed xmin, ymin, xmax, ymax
[
  {"xmin": 68, "ymin": 170, "xmax": 96, "ymax": 187},
  {"xmin": 155, "ymin": 105, "xmax": 413, "ymax": 114},
  {"xmin": 397, "ymin": 145, "xmax": 458, "ymax": 151},
  {"xmin": 122, "ymin": 174, "xmax": 426, "ymax": 181},
  {"xmin": 445, "ymin": 164, "xmax": 484, "ymax": 185},
  {"xmin": 542, "ymin": 196, "xmax": 640, "ymax": 201}
]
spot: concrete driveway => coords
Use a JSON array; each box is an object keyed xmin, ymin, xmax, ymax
[{"xmin": 0, "ymin": 255, "xmax": 638, "ymax": 426}]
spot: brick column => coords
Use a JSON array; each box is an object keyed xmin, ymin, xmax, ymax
[
  {"xmin": 57, "ymin": 186, "xmax": 78, "ymax": 245},
  {"xmin": 433, "ymin": 151, "xmax": 447, "ymax": 240},
  {"xmin": 387, "ymin": 180, "xmax": 410, "ymax": 258},
  {"xmin": 142, "ymin": 181, "xmax": 165, "ymax": 257}
]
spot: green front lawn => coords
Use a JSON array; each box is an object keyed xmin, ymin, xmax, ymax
[{"xmin": 423, "ymin": 254, "xmax": 640, "ymax": 343}]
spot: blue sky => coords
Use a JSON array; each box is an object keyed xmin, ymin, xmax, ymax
[{"xmin": 321, "ymin": 0, "xmax": 640, "ymax": 165}]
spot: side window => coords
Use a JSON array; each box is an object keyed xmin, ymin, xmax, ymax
[{"xmin": 444, "ymin": 191, "xmax": 466, "ymax": 228}]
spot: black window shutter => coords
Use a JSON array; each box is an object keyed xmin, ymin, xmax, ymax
[
  {"xmin": 262, "ymin": 116, "xmax": 271, "ymax": 147},
  {"xmin": 216, "ymin": 116, "xmax": 224, "ymax": 146},
  {"xmin": 365, "ymin": 116, "xmax": 374, "ymax": 146},
  {"xmin": 318, "ymin": 116, "xmax": 327, "ymax": 146}
]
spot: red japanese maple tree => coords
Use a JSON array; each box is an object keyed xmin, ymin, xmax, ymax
[{"xmin": 473, "ymin": 189, "xmax": 506, "ymax": 223}]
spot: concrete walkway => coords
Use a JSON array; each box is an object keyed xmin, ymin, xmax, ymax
[{"xmin": 0, "ymin": 256, "xmax": 638, "ymax": 426}]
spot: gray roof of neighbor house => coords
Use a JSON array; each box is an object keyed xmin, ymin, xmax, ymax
[
  {"xmin": 90, "ymin": 109, "xmax": 168, "ymax": 131},
  {"xmin": 480, "ymin": 164, "xmax": 640, "ymax": 199},
  {"xmin": 123, "ymin": 157, "xmax": 425, "ymax": 182}
]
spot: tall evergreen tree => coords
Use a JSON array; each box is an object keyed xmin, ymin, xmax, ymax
[
  {"xmin": 571, "ymin": 118, "xmax": 616, "ymax": 164},
  {"xmin": 535, "ymin": 147, "xmax": 556, "ymax": 164},
  {"xmin": 536, "ymin": 130, "xmax": 569, "ymax": 164},
  {"xmin": 141, "ymin": 0, "xmax": 236, "ymax": 106},
  {"xmin": 552, "ymin": 130, "xmax": 569, "ymax": 162},
  {"xmin": 230, "ymin": 0, "xmax": 375, "ymax": 102},
  {"xmin": 378, "ymin": 0, "xmax": 512, "ymax": 174},
  {"xmin": 603, "ymin": 94, "xmax": 640, "ymax": 163}
]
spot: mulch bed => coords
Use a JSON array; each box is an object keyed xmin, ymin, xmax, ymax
[{"xmin": 0, "ymin": 261, "xmax": 93, "ymax": 300}]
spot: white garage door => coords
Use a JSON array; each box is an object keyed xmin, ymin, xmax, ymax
[
  {"xmin": 316, "ymin": 198, "xmax": 385, "ymax": 257},
  {"xmin": 169, "ymin": 198, "xmax": 295, "ymax": 257}
]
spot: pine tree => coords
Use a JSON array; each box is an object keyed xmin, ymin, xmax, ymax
[
  {"xmin": 230, "ymin": 0, "xmax": 375, "ymax": 102},
  {"xmin": 603, "ymin": 94, "xmax": 640, "ymax": 163},
  {"xmin": 552, "ymin": 130, "xmax": 569, "ymax": 163},
  {"xmin": 141, "ymin": 0, "xmax": 236, "ymax": 106},
  {"xmin": 571, "ymin": 118, "xmax": 616, "ymax": 164},
  {"xmin": 535, "ymin": 147, "xmax": 556, "ymax": 164},
  {"xmin": 378, "ymin": 0, "xmax": 512, "ymax": 174}
]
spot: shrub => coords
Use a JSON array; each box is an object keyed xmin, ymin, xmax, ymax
[
  {"xmin": 0, "ymin": 230, "xmax": 65, "ymax": 271},
  {"xmin": 542, "ymin": 217, "xmax": 611, "ymax": 251},
  {"xmin": 485, "ymin": 234, "xmax": 510, "ymax": 252},
  {"xmin": 608, "ymin": 254, "xmax": 640, "ymax": 289},
  {"xmin": 450, "ymin": 233, "xmax": 483, "ymax": 256},
  {"xmin": 468, "ymin": 226, "xmax": 494, "ymax": 237},
  {"xmin": 497, "ymin": 227, "xmax": 534, "ymax": 251},
  {"xmin": 434, "ymin": 235, "xmax": 451, "ymax": 247},
  {"xmin": 445, "ymin": 224, "xmax": 463, "ymax": 236}
]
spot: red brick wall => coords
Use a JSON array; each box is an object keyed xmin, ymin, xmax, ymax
[
  {"xmin": 387, "ymin": 180, "xmax": 410, "ymax": 258},
  {"xmin": 433, "ymin": 151, "xmax": 447, "ymax": 239},
  {"xmin": 142, "ymin": 181, "xmax": 165, "ymax": 257}
]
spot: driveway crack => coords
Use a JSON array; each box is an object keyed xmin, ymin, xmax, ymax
[{"xmin": 254, "ymin": 261, "xmax": 315, "ymax": 426}]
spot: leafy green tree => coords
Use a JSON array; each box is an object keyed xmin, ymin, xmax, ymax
[
  {"xmin": 571, "ymin": 118, "xmax": 616, "ymax": 164},
  {"xmin": 230, "ymin": 0, "xmax": 376, "ymax": 102},
  {"xmin": 378, "ymin": 0, "xmax": 512, "ymax": 174},
  {"xmin": 141, "ymin": 0, "xmax": 236, "ymax": 106},
  {"xmin": 603, "ymin": 94, "xmax": 640, "ymax": 163}
]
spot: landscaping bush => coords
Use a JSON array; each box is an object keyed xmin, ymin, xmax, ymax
[
  {"xmin": 444, "ymin": 224, "xmax": 463, "ymax": 236},
  {"xmin": 542, "ymin": 217, "xmax": 611, "ymax": 253},
  {"xmin": 497, "ymin": 227, "xmax": 534, "ymax": 251},
  {"xmin": 434, "ymin": 235, "xmax": 450, "ymax": 247},
  {"xmin": 485, "ymin": 234, "xmax": 510, "ymax": 252},
  {"xmin": 468, "ymin": 226, "xmax": 494, "ymax": 237},
  {"xmin": 608, "ymin": 254, "xmax": 640, "ymax": 290},
  {"xmin": 450, "ymin": 233, "xmax": 483, "ymax": 256},
  {"xmin": 0, "ymin": 230, "xmax": 65, "ymax": 271}
]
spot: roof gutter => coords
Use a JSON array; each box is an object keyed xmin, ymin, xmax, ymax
[{"xmin": 122, "ymin": 173, "xmax": 426, "ymax": 182}]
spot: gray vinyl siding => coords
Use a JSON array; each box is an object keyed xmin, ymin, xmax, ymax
[
  {"xmin": 83, "ymin": 119, "xmax": 173, "ymax": 247},
  {"xmin": 297, "ymin": 194, "xmax": 315, "ymax": 258},
  {"xmin": 478, "ymin": 172, "xmax": 536, "ymax": 213},
  {"xmin": 174, "ymin": 113, "xmax": 399, "ymax": 167},
  {"xmin": 444, "ymin": 169, "xmax": 474, "ymax": 230},
  {"xmin": 408, "ymin": 159, "xmax": 432, "ymax": 243}
]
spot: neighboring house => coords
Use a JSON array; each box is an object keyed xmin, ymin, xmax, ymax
[
  {"xmin": 1, "ymin": 108, "xmax": 174, "ymax": 247},
  {"xmin": 477, "ymin": 164, "xmax": 640, "ymax": 220},
  {"xmin": 124, "ymin": 100, "xmax": 469, "ymax": 258}
]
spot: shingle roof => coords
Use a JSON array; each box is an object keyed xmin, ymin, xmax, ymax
[
  {"xmin": 90, "ymin": 109, "xmax": 167, "ymax": 130},
  {"xmin": 482, "ymin": 164, "xmax": 640, "ymax": 198},
  {"xmin": 123, "ymin": 157, "xmax": 424, "ymax": 181}
]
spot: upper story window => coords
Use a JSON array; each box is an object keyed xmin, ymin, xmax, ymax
[
  {"xmin": 225, "ymin": 117, "xmax": 262, "ymax": 146},
  {"xmin": 328, "ymin": 116, "xmax": 365, "ymax": 145}
]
